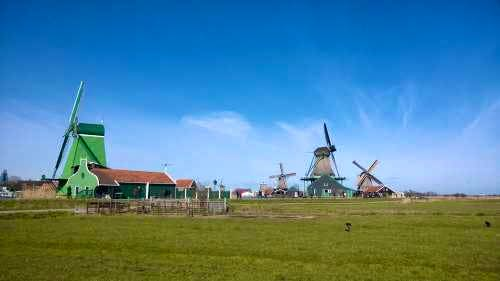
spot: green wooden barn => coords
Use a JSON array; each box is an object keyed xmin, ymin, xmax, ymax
[
  {"xmin": 60, "ymin": 159, "xmax": 176, "ymax": 199},
  {"xmin": 306, "ymin": 175, "xmax": 355, "ymax": 198}
]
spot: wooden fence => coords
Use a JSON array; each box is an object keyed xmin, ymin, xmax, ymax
[{"xmin": 86, "ymin": 199, "xmax": 228, "ymax": 216}]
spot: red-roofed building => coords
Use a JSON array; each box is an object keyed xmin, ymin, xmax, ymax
[
  {"xmin": 61, "ymin": 159, "xmax": 177, "ymax": 199},
  {"xmin": 176, "ymin": 179, "xmax": 197, "ymax": 190},
  {"xmin": 360, "ymin": 185, "xmax": 395, "ymax": 198}
]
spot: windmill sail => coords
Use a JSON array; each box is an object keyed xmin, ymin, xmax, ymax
[
  {"xmin": 52, "ymin": 81, "xmax": 84, "ymax": 178},
  {"xmin": 52, "ymin": 134, "xmax": 70, "ymax": 178}
]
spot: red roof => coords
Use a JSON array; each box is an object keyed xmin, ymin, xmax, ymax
[
  {"xmin": 176, "ymin": 179, "xmax": 195, "ymax": 189},
  {"xmin": 91, "ymin": 168, "xmax": 175, "ymax": 186}
]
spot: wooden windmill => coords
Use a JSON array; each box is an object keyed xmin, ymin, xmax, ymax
[
  {"xmin": 269, "ymin": 163, "xmax": 296, "ymax": 195},
  {"xmin": 52, "ymin": 81, "xmax": 107, "ymax": 180},
  {"xmin": 302, "ymin": 123, "xmax": 345, "ymax": 182},
  {"xmin": 353, "ymin": 160, "xmax": 391, "ymax": 195}
]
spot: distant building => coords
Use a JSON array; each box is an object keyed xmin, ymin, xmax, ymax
[
  {"xmin": 259, "ymin": 183, "xmax": 273, "ymax": 197},
  {"xmin": 175, "ymin": 179, "xmax": 197, "ymax": 199},
  {"xmin": 0, "ymin": 186, "xmax": 14, "ymax": 198},
  {"xmin": 176, "ymin": 179, "xmax": 197, "ymax": 190},
  {"xmin": 360, "ymin": 185, "xmax": 396, "ymax": 198},
  {"xmin": 241, "ymin": 191, "xmax": 254, "ymax": 198},
  {"xmin": 6, "ymin": 180, "xmax": 57, "ymax": 199},
  {"xmin": 231, "ymin": 188, "xmax": 252, "ymax": 199}
]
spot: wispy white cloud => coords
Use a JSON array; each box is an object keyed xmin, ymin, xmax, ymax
[
  {"xmin": 356, "ymin": 104, "xmax": 372, "ymax": 129},
  {"xmin": 182, "ymin": 111, "xmax": 252, "ymax": 138},
  {"xmin": 397, "ymin": 83, "xmax": 417, "ymax": 129},
  {"xmin": 463, "ymin": 98, "xmax": 500, "ymax": 134},
  {"xmin": 275, "ymin": 120, "xmax": 325, "ymax": 148}
]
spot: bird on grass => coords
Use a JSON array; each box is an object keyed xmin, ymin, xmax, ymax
[
  {"xmin": 345, "ymin": 222, "xmax": 352, "ymax": 232},
  {"xmin": 485, "ymin": 221, "xmax": 491, "ymax": 227}
]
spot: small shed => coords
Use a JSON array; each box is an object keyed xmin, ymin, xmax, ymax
[{"xmin": 175, "ymin": 179, "xmax": 197, "ymax": 198}]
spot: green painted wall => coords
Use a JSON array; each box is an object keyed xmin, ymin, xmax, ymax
[
  {"xmin": 149, "ymin": 184, "xmax": 176, "ymax": 199},
  {"xmin": 307, "ymin": 175, "xmax": 355, "ymax": 198},
  {"xmin": 115, "ymin": 183, "xmax": 146, "ymax": 199},
  {"xmin": 109, "ymin": 183, "xmax": 176, "ymax": 199},
  {"xmin": 61, "ymin": 124, "xmax": 106, "ymax": 179},
  {"xmin": 58, "ymin": 159, "xmax": 99, "ymax": 198}
]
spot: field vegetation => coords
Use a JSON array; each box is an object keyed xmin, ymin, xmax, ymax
[
  {"xmin": 0, "ymin": 198, "xmax": 83, "ymax": 211},
  {"xmin": 0, "ymin": 198, "xmax": 499, "ymax": 280}
]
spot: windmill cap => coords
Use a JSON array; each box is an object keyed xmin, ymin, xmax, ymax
[
  {"xmin": 76, "ymin": 123, "xmax": 105, "ymax": 136},
  {"xmin": 314, "ymin": 146, "xmax": 330, "ymax": 156}
]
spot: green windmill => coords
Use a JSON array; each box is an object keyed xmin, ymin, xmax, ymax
[{"xmin": 52, "ymin": 81, "xmax": 107, "ymax": 184}]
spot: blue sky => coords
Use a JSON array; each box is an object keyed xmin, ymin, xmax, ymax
[{"xmin": 1, "ymin": 1, "xmax": 499, "ymax": 194}]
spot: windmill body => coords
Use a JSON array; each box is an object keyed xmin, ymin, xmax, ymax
[
  {"xmin": 60, "ymin": 123, "xmax": 107, "ymax": 179},
  {"xmin": 311, "ymin": 147, "xmax": 335, "ymax": 177}
]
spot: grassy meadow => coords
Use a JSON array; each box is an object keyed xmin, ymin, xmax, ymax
[
  {"xmin": 0, "ymin": 198, "xmax": 83, "ymax": 211},
  {"xmin": 0, "ymin": 198, "xmax": 499, "ymax": 280}
]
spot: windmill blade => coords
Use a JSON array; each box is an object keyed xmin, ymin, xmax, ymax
[
  {"xmin": 284, "ymin": 173, "xmax": 296, "ymax": 177},
  {"xmin": 68, "ymin": 81, "xmax": 85, "ymax": 126},
  {"xmin": 356, "ymin": 174, "xmax": 364, "ymax": 187},
  {"xmin": 51, "ymin": 81, "xmax": 84, "ymax": 179},
  {"xmin": 366, "ymin": 160, "xmax": 379, "ymax": 174},
  {"xmin": 269, "ymin": 175, "xmax": 280, "ymax": 179},
  {"xmin": 279, "ymin": 163, "xmax": 284, "ymax": 175},
  {"xmin": 305, "ymin": 155, "xmax": 316, "ymax": 177},
  {"xmin": 352, "ymin": 160, "xmax": 368, "ymax": 172},
  {"xmin": 358, "ymin": 172, "xmax": 369, "ymax": 186},
  {"xmin": 52, "ymin": 133, "xmax": 70, "ymax": 178},
  {"xmin": 306, "ymin": 155, "xmax": 322, "ymax": 177},
  {"xmin": 323, "ymin": 123, "xmax": 332, "ymax": 147},
  {"xmin": 369, "ymin": 174, "xmax": 384, "ymax": 186},
  {"xmin": 331, "ymin": 154, "xmax": 340, "ymax": 177},
  {"xmin": 357, "ymin": 174, "xmax": 366, "ymax": 188}
]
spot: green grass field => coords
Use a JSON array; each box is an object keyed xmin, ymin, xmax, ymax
[
  {"xmin": 0, "ymin": 199, "xmax": 499, "ymax": 280},
  {"xmin": 0, "ymin": 198, "xmax": 83, "ymax": 211}
]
